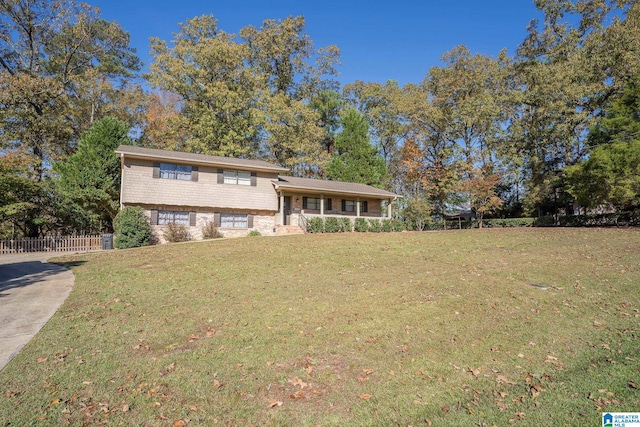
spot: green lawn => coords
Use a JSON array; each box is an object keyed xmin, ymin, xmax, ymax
[{"xmin": 1, "ymin": 229, "xmax": 639, "ymax": 426}]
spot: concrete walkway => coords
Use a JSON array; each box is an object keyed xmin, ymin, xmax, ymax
[{"xmin": 0, "ymin": 253, "xmax": 75, "ymax": 371}]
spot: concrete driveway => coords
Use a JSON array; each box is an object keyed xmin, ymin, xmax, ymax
[{"xmin": 0, "ymin": 253, "xmax": 75, "ymax": 371}]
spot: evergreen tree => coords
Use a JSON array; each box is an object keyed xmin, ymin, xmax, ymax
[
  {"xmin": 566, "ymin": 78, "xmax": 640, "ymax": 210},
  {"xmin": 326, "ymin": 108, "xmax": 387, "ymax": 187},
  {"xmin": 54, "ymin": 118, "xmax": 131, "ymax": 230}
]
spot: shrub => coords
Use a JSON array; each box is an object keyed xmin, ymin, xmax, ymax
[
  {"xmin": 113, "ymin": 206, "xmax": 151, "ymax": 249},
  {"xmin": 306, "ymin": 217, "xmax": 324, "ymax": 233},
  {"xmin": 382, "ymin": 219, "xmax": 393, "ymax": 232},
  {"xmin": 339, "ymin": 217, "xmax": 353, "ymax": 232},
  {"xmin": 482, "ymin": 218, "xmax": 535, "ymax": 228},
  {"xmin": 533, "ymin": 216, "xmax": 555, "ymax": 227},
  {"xmin": 368, "ymin": 219, "xmax": 382, "ymax": 232},
  {"xmin": 202, "ymin": 221, "xmax": 222, "ymax": 239},
  {"xmin": 324, "ymin": 217, "xmax": 340, "ymax": 233},
  {"xmin": 354, "ymin": 217, "xmax": 369, "ymax": 232},
  {"xmin": 163, "ymin": 222, "xmax": 191, "ymax": 243},
  {"xmin": 391, "ymin": 219, "xmax": 406, "ymax": 232},
  {"xmin": 248, "ymin": 230, "xmax": 261, "ymax": 237}
]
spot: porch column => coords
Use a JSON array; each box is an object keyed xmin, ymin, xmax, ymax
[
  {"xmin": 387, "ymin": 199, "xmax": 392, "ymax": 218},
  {"xmin": 279, "ymin": 192, "xmax": 285, "ymax": 225},
  {"xmin": 356, "ymin": 197, "xmax": 361, "ymax": 217},
  {"xmin": 320, "ymin": 195, "xmax": 324, "ymax": 216}
]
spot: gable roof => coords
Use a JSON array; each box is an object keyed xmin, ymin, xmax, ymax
[
  {"xmin": 273, "ymin": 176, "xmax": 400, "ymax": 199},
  {"xmin": 115, "ymin": 145, "xmax": 289, "ymax": 173}
]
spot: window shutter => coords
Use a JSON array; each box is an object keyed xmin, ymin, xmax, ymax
[
  {"xmin": 341, "ymin": 199, "xmax": 346, "ymax": 212},
  {"xmin": 362, "ymin": 201, "xmax": 368, "ymax": 213},
  {"xmin": 303, "ymin": 197, "xmax": 308, "ymax": 209},
  {"xmin": 191, "ymin": 166, "xmax": 198, "ymax": 182},
  {"xmin": 189, "ymin": 211, "xmax": 197, "ymax": 227},
  {"xmin": 213, "ymin": 212, "xmax": 221, "ymax": 227},
  {"xmin": 247, "ymin": 214, "xmax": 254, "ymax": 228},
  {"xmin": 217, "ymin": 169, "xmax": 224, "ymax": 184},
  {"xmin": 326, "ymin": 198, "xmax": 332, "ymax": 211},
  {"xmin": 150, "ymin": 210, "xmax": 158, "ymax": 225},
  {"xmin": 153, "ymin": 163, "xmax": 160, "ymax": 179},
  {"xmin": 250, "ymin": 172, "xmax": 257, "ymax": 186}
]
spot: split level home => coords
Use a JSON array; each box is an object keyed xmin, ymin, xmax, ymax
[{"xmin": 116, "ymin": 145, "xmax": 400, "ymax": 240}]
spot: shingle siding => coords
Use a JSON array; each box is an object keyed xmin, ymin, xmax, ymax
[{"xmin": 121, "ymin": 158, "xmax": 279, "ymax": 211}]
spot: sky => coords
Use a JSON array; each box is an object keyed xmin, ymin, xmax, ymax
[{"xmin": 90, "ymin": 0, "xmax": 544, "ymax": 87}]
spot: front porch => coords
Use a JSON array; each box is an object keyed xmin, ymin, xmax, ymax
[{"xmin": 276, "ymin": 192, "xmax": 395, "ymax": 227}]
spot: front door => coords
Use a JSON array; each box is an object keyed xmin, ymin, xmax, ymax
[{"xmin": 283, "ymin": 196, "xmax": 291, "ymax": 225}]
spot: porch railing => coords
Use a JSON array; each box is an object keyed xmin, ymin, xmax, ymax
[{"xmin": 298, "ymin": 213, "xmax": 309, "ymax": 233}]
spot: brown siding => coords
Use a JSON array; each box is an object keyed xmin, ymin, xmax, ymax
[{"xmin": 121, "ymin": 158, "xmax": 279, "ymax": 211}]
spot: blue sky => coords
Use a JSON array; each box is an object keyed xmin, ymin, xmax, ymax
[{"xmin": 91, "ymin": 0, "xmax": 544, "ymax": 87}]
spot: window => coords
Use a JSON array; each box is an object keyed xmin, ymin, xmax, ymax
[
  {"xmin": 303, "ymin": 197, "xmax": 321, "ymax": 210},
  {"xmin": 160, "ymin": 163, "xmax": 192, "ymax": 180},
  {"xmin": 343, "ymin": 199, "xmax": 356, "ymax": 212},
  {"xmin": 341, "ymin": 200, "xmax": 367, "ymax": 213},
  {"xmin": 220, "ymin": 213, "xmax": 248, "ymax": 228},
  {"xmin": 158, "ymin": 211, "xmax": 190, "ymax": 225},
  {"xmin": 223, "ymin": 170, "xmax": 251, "ymax": 185}
]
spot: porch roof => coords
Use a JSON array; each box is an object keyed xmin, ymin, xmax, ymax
[
  {"xmin": 273, "ymin": 176, "xmax": 400, "ymax": 199},
  {"xmin": 115, "ymin": 145, "xmax": 289, "ymax": 173}
]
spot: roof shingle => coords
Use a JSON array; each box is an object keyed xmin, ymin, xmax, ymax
[
  {"xmin": 115, "ymin": 145, "xmax": 289, "ymax": 172},
  {"xmin": 274, "ymin": 176, "xmax": 399, "ymax": 199}
]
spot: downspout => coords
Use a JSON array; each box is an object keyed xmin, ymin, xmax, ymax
[{"xmin": 119, "ymin": 153, "xmax": 125, "ymax": 210}]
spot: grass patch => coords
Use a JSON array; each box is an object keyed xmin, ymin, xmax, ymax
[{"xmin": 1, "ymin": 229, "xmax": 639, "ymax": 426}]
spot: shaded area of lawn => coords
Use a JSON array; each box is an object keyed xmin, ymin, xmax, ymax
[{"xmin": 1, "ymin": 228, "xmax": 639, "ymax": 426}]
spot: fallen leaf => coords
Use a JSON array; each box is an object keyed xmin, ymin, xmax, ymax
[
  {"xmin": 425, "ymin": 419, "xmax": 432, "ymax": 426},
  {"xmin": 359, "ymin": 394, "xmax": 372, "ymax": 400},
  {"xmin": 159, "ymin": 362, "xmax": 177, "ymax": 377},
  {"xmin": 288, "ymin": 377, "xmax": 308, "ymax": 389},
  {"xmin": 593, "ymin": 320, "xmax": 603, "ymax": 327},
  {"xmin": 173, "ymin": 419, "xmax": 187, "ymax": 427},
  {"xmin": 362, "ymin": 369, "xmax": 374, "ymax": 375},
  {"xmin": 497, "ymin": 375, "xmax": 516, "ymax": 385},
  {"xmin": 122, "ymin": 404, "xmax": 130, "ymax": 412},
  {"xmin": 213, "ymin": 379, "xmax": 223, "ymax": 389},
  {"xmin": 629, "ymin": 381, "xmax": 639, "ymax": 389},
  {"xmin": 37, "ymin": 357, "xmax": 48, "ymax": 363},
  {"xmin": 268, "ymin": 400, "xmax": 283, "ymax": 408},
  {"xmin": 467, "ymin": 367, "xmax": 481, "ymax": 377}
]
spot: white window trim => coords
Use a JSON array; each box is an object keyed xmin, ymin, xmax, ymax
[
  {"xmin": 220, "ymin": 213, "xmax": 248, "ymax": 228},
  {"xmin": 158, "ymin": 210, "xmax": 190, "ymax": 225},
  {"xmin": 160, "ymin": 163, "xmax": 192, "ymax": 180},
  {"xmin": 223, "ymin": 170, "xmax": 251, "ymax": 185}
]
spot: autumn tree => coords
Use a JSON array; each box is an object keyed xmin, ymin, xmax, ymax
[
  {"xmin": 148, "ymin": 14, "xmax": 339, "ymax": 174},
  {"xmin": 326, "ymin": 108, "xmax": 387, "ymax": 187},
  {"xmin": 139, "ymin": 91, "xmax": 188, "ymax": 150},
  {"xmin": 0, "ymin": 0, "xmax": 141, "ymax": 180},
  {"xmin": 509, "ymin": 0, "xmax": 640, "ymax": 215}
]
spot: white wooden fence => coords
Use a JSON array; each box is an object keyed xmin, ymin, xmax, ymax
[{"xmin": 0, "ymin": 235, "xmax": 103, "ymax": 255}]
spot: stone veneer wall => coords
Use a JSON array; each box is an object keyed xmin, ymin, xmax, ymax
[{"xmin": 137, "ymin": 206, "xmax": 276, "ymax": 243}]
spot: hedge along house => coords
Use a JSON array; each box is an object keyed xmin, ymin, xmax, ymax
[
  {"xmin": 116, "ymin": 145, "xmax": 400, "ymax": 240},
  {"xmin": 272, "ymin": 176, "xmax": 400, "ymax": 230}
]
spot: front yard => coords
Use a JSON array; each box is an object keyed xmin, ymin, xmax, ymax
[{"xmin": 1, "ymin": 228, "xmax": 639, "ymax": 426}]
